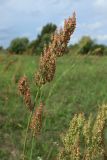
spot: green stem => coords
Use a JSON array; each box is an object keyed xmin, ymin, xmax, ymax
[
  {"xmin": 22, "ymin": 111, "xmax": 33, "ymax": 160},
  {"xmin": 29, "ymin": 86, "xmax": 43, "ymax": 160},
  {"xmin": 22, "ymin": 86, "xmax": 40, "ymax": 160},
  {"xmin": 29, "ymin": 134, "xmax": 35, "ymax": 160},
  {"xmin": 46, "ymin": 145, "xmax": 53, "ymax": 160}
]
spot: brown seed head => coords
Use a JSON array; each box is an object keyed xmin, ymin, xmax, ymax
[
  {"xmin": 35, "ymin": 12, "xmax": 76, "ymax": 86},
  {"xmin": 30, "ymin": 102, "xmax": 44, "ymax": 135},
  {"xmin": 18, "ymin": 76, "xmax": 33, "ymax": 111},
  {"xmin": 51, "ymin": 12, "xmax": 76, "ymax": 57},
  {"xmin": 35, "ymin": 46, "xmax": 56, "ymax": 86}
]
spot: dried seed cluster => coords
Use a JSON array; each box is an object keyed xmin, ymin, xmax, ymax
[
  {"xmin": 18, "ymin": 12, "xmax": 76, "ymax": 137},
  {"xmin": 30, "ymin": 102, "xmax": 43, "ymax": 135},
  {"xmin": 51, "ymin": 12, "xmax": 76, "ymax": 57},
  {"xmin": 35, "ymin": 46, "xmax": 56, "ymax": 85},
  {"xmin": 58, "ymin": 105, "xmax": 107, "ymax": 160},
  {"xmin": 18, "ymin": 76, "xmax": 33, "ymax": 111},
  {"xmin": 35, "ymin": 12, "xmax": 76, "ymax": 86}
]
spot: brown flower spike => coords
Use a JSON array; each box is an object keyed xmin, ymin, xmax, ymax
[
  {"xmin": 18, "ymin": 76, "xmax": 33, "ymax": 111},
  {"xmin": 35, "ymin": 46, "xmax": 56, "ymax": 85},
  {"xmin": 51, "ymin": 12, "xmax": 76, "ymax": 57},
  {"xmin": 30, "ymin": 102, "xmax": 44, "ymax": 135},
  {"xmin": 35, "ymin": 12, "xmax": 76, "ymax": 86}
]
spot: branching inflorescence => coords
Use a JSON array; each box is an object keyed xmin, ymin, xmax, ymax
[
  {"xmin": 18, "ymin": 76, "xmax": 33, "ymax": 111},
  {"xmin": 18, "ymin": 12, "xmax": 76, "ymax": 135},
  {"xmin": 18, "ymin": 11, "xmax": 107, "ymax": 160},
  {"xmin": 35, "ymin": 12, "xmax": 76, "ymax": 86},
  {"xmin": 30, "ymin": 102, "xmax": 44, "ymax": 135},
  {"xmin": 18, "ymin": 12, "xmax": 76, "ymax": 160}
]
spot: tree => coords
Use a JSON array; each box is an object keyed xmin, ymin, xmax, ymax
[
  {"xmin": 0, "ymin": 46, "xmax": 3, "ymax": 50},
  {"xmin": 41, "ymin": 23, "xmax": 57, "ymax": 36},
  {"xmin": 8, "ymin": 37, "xmax": 29, "ymax": 54},
  {"xmin": 77, "ymin": 36, "xmax": 94, "ymax": 54},
  {"xmin": 29, "ymin": 23, "xmax": 57, "ymax": 55}
]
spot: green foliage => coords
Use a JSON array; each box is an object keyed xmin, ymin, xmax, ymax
[
  {"xmin": 68, "ymin": 43, "xmax": 79, "ymax": 54},
  {"xmin": 77, "ymin": 36, "xmax": 94, "ymax": 55},
  {"xmin": 41, "ymin": 23, "xmax": 57, "ymax": 36},
  {"xmin": 1, "ymin": 54, "xmax": 107, "ymax": 159},
  {"xmin": 104, "ymin": 47, "xmax": 107, "ymax": 55},
  {"xmin": 92, "ymin": 47, "xmax": 104, "ymax": 56},
  {"xmin": 0, "ymin": 46, "xmax": 3, "ymax": 50},
  {"xmin": 91, "ymin": 44, "xmax": 105, "ymax": 56},
  {"xmin": 29, "ymin": 23, "xmax": 57, "ymax": 55},
  {"xmin": 69, "ymin": 36, "xmax": 107, "ymax": 56},
  {"xmin": 8, "ymin": 37, "xmax": 29, "ymax": 54}
]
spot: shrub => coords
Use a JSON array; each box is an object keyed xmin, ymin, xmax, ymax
[
  {"xmin": 77, "ymin": 36, "xmax": 94, "ymax": 55},
  {"xmin": 91, "ymin": 44, "xmax": 105, "ymax": 56},
  {"xmin": 41, "ymin": 23, "xmax": 57, "ymax": 35},
  {"xmin": 104, "ymin": 47, "xmax": 107, "ymax": 55},
  {"xmin": 92, "ymin": 47, "xmax": 104, "ymax": 56},
  {"xmin": 28, "ymin": 23, "xmax": 57, "ymax": 55},
  {"xmin": 0, "ymin": 46, "xmax": 3, "ymax": 50},
  {"xmin": 8, "ymin": 37, "xmax": 29, "ymax": 54}
]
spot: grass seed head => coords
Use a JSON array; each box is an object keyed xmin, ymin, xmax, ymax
[
  {"xmin": 18, "ymin": 76, "xmax": 33, "ymax": 111},
  {"xmin": 30, "ymin": 102, "xmax": 44, "ymax": 136},
  {"xmin": 35, "ymin": 12, "xmax": 76, "ymax": 86}
]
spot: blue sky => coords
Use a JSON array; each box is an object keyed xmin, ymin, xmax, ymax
[{"xmin": 0, "ymin": 0, "xmax": 107, "ymax": 48}]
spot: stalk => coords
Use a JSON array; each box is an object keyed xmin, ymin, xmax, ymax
[
  {"xmin": 29, "ymin": 133, "xmax": 35, "ymax": 160},
  {"xmin": 22, "ymin": 111, "xmax": 33, "ymax": 160},
  {"xmin": 29, "ymin": 86, "xmax": 43, "ymax": 160},
  {"xmin": 22, "ymin": 87, "xmax": 40, "ymax": 160}
]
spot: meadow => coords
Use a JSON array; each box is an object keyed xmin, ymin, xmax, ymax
[{"xmin": 0, "ymin": 52, "xmax": 107, "ymax": 160}]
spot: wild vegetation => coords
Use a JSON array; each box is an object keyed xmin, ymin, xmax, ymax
[
  {"xmin": 0, "ymin": 12, "xmax": 107, "ymax": 160},
  {"xmin": 3, "ymin": 35, "xmax": 107, "ymax": 56}
]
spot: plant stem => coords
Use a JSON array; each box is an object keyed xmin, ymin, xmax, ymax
[
  {"xmin": 29, "ymin": 86, "xmax": 43, "ymax": 160},
  {"xmin": 22, "ymin": 111, "xmax": 33, "ymax": 160},
  {"xmin": 22, "ymin": 86, "xmax": 40, "ymax": 160},
  {"xmin": 29, "ymin": 133, "xmax": 35, "ymax": 160}
]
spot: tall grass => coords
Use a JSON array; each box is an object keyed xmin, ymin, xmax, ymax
[
  {"xmin": 18, "ymin": 12, "xmax": 76, "ymax": 159},
  {"xmin": 1, "ymin": 12, "xmax": 107, "ymax": 160}
]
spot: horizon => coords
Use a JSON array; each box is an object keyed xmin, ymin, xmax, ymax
[{"xmin": 0, "ymin": 0, "xmax": 107, "ymax": 48}]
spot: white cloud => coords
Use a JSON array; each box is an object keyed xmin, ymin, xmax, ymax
[
  {"xmin": 94, "ymin": 0, "xmax": 105, "ymax": 6},
  {"xmin": 96, "ymin": 35, "xmax": 107, "ymax": 41},
  {"xmin": 0, "ymin": 0, "xmax": 107, "ymax": 47},
  {"xmin": 94, "ymin": 0, "xmax": 107, "ymax": 10},
  {"xmin": 79, "ymin": 22, "xmax": 103, "ymax": 31}
]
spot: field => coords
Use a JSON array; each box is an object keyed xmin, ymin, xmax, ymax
[{"xmin": 0, "ymin": 53, "xmax": 107, "ymax": 160}]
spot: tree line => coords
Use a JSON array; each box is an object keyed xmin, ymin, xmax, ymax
[
  {"xmin": 0, "ymin": 23, "xmax": 57, "ymax": 55},
  {"xmin": 0, "ymin": 23, "xmax": 107, "ymax": 56}
]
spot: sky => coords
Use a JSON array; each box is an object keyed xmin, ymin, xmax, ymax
[{"xmin": 0, "ymin": 0, "xmax": 107, "ymax": 48}]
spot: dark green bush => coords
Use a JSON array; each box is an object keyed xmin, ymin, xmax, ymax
[
  {"xmin": 91, "ymin": 44, "xmax": 105, "ymax": 55},
  {"xmin": 77, "ymin": 36, "xmax": 94, "ymax": 55},
  {"xmin": 8, "ymin": 37, "xmax": 29, "ymax": 54},
  {"xmin": 0, "ymin": 46, "xmax": 3, "ymax": 50},
  {"xmin": 28, "ymin": 23, "xmax": 57, "ymax": 55},
  {"xmin": 92, "ymin": 47, "xmax": 103, "ymax": 56}
]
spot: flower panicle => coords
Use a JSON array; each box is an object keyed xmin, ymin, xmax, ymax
[
  {"xmin": 35, "ymin": 46, "xmax": 56, "ymax": 86},
  {"xmin": 30, "ymin": 102, "xmax": 44, "ymax": 136},
  {"xmin": 35, "ymin": 12, "xmax": 76, "ymax": 86},
  {"xmin": 18, "ymin": 76, "xmax": 33, "ymax": 111},
  {"xmin": 51, "ymin": 11, "xmax": 76, "ymax": 57}
]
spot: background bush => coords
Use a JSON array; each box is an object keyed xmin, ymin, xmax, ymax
[
  {"xmin": 77, "ymin": 36, "xmax": 95, "ymax": 55},
  {"xmin": 28, "ymin": 23, "xmax": 57, "ymax": 55},
  {"xmin": 8, "ymin": 37, "xmax": 29, "ymax": 54}
]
